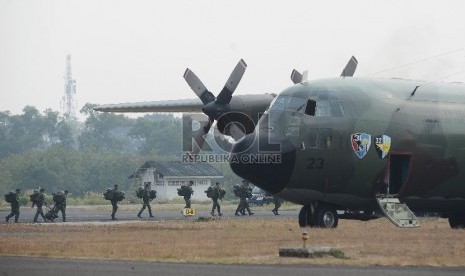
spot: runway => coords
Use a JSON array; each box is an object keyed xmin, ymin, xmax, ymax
[
  {"xmin": 0, "ymin": 204, "xmax": 296, "ymax": 224},
  {"xmin": 0, "ymin": 256, "xmax": 464, "ymax": 276}
]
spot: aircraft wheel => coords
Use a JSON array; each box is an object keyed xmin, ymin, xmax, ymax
[
  {"xmin": 298, "ymin": 205, "xmax": 316, "ymax": 227},
  {"xmin": 448, "ymin": 214, "xmax": 465, "ymax": 229},
  {"xmin": 315, "ymin": 206, "xmax": 338, "ymax": 228}
]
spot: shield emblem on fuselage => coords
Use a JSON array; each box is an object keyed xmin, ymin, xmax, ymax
[
  {"xmin": 351, "ymin": 133, "xmax": 371, "ymax": 159},
  {"xmin": 374, "ymin": 135, "xmax": 391, "ymax": 159}
]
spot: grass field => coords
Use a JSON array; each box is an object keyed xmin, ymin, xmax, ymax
[{"xmin": 0, "ymin": 214, "xmax": 464, "ymax": 267}]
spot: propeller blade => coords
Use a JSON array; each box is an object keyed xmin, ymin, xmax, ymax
[
  {"xmin": 291, "ymin": 69, "xmax": 302, "ymax": 84},
  {"xmin": 341, "ymin": 56, "xmax": 358, "ymax": 77},
  {"xmin": 227, "ymin": 123, "xmax": 246, "ymax": 141},
  {"xmin": 183, "ymin": 68, "xmax": 216, "ymax": 104},
  {"xmin": 216, "ymin": 59, "xmax": 247, "ymax": 104},
  {"xmin": 191, "ymin": 118, "xmax": 213, "ymax": 154}
]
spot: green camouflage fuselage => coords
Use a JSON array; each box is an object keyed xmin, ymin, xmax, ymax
[{"xmin": 235, "ymin": 77, "xmax": 465, "ymax": 213}]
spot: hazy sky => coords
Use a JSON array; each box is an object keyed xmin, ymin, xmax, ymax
[{"xmin": 1, "ymin": 0, "xmax": 465, "ymax": 118}]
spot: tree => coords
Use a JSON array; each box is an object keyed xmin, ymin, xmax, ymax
[
  {"xmin": 129, "ymin": 114, "xmax": 182, "ymax": 157},
  {"xmin": 0, "ymin": 107, "xmax": 76, "ymax": 158},
  {"xmin": 79, "ymin": 103, "xmax": 134, "ymax": 153}
]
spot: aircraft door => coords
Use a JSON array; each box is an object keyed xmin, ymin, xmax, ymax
[
  {"xmin": 386, "ymin": 153, "xmax": 412, "ymax": 195},
  {"xmin": 376, "ymin": 153, "xmax": 419, "ymax": 228}
]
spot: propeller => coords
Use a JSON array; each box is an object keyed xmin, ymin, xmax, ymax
[
  {"xmin": 291, "ymin": 69, "xmax": 303, "ymax": 84},
  {"xmin": 340, "ymin": 56, "xmax": 358, "ymax": 77},
  {"xmin": 184, "ymin": 59, "xmax": 247, "ymax": 154},
  {"xmin": 291, "ymin": 56, "xmax": 358, "ymax": 83}
]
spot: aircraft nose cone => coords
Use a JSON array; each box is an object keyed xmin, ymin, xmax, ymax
[{"xmin": 230, "ymin": 133, "xmax": 296, "ymax": 194}]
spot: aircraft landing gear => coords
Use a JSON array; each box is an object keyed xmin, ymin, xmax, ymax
[
  {"xmin": 298, "ymin": 203, "xmax": 338, "ymax": 228},
  {"xmin": 448, "ymin": 213, "xmax": 465, "ymax": 229}
]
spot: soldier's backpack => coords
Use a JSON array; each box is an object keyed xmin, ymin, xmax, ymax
[
  {"xmin": 4, "ymin": 191, "xmax": 16, "ymax": 203},
  {"xmin": 233, "ymin": 184, "xmax": 242, "ymax": 197},
  {"xmin": 103, "ymin": 188, "xmax": 113, "ymax": 200},
  {"xmin": 177, "ymin": 185, "xmax": 191, "ymax": 197},
  {"xmin": 115, "ymin": 191, "xmax": 125, "ymax": 202},
  {"xmin": 219, "ymin": 188, "xmax": 226, "ymax": 199},
  {"xmin": 45, "ymin": 206, "xmax": 59, "ymax": 222},
  {"xmin": 136, "ymin": 187, "xmax": 156, "ymax": 200},
  {"xmin": 205, "ymin": 186, "xmax": 214, "ymax": 198},
  {"xmin": 135, "ymin": 186, "xmax": 145, "ymax": 199},
  {"xmin": 29, "ymin": 190, "xmax": 40, "ymax": 204},
  {"xmin": 149, "ymin": 190, "xmax": 157, "ymax": 200},
  {"xmin": 246, "ymin": 187, "xmax": 253, "ymax": 199},
  {"xmin": 53, "ymin": 191, "xmax": 66, "ymax": 205}
]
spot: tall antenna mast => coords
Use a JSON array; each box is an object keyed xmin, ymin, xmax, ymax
[{"xmin": 61, "ymin": 54, "xmax": 77, "ymax": 119}]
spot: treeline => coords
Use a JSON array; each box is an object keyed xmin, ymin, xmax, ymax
[
  {"xmin": 0, "ymin": 104, "xmax": 241, "ymax": 198},
  {"xmin": 0, "ymin": 146, "xmax": 144, "ymax": 196}
]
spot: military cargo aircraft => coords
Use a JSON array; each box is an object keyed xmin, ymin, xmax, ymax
[{"xmin": 95, "ymin": 57, "xmax": 465, "ymax": 229}]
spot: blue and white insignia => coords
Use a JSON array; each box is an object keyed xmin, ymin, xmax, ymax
[
  {"xmin": 351, "ymin": 133, "xmax": 372, "ymax": 159},
  {"xmin": 374, "ymin": 135, "xmax": 391, "ymax": 159}
]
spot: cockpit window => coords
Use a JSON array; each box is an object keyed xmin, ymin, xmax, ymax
[
  {"xmin": 305, "ymin": 100, "xmax": 316, "ymax": 116},
  {"xmin": 269, "ymin": 96, "xmax": 288, "ymax": 111},
  {"xmin": 330, "ymin": 102, "xmax": 344, "ymax": 117},
  {"xmin": 269, "ymin": 96, "xmax": 307, "ymax": 113},
  {"xmin": 269, "ymin": 95, "xmax": 345, "ymax": 118},
  {"xmin": 315, "ymin": 101, "xmax": 331, "ymax": 117},
  {"xmin": 287, "ymin": 97, "xmax": 307, "ymax": 112}
]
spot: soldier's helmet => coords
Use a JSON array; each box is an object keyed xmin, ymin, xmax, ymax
[
  {"xmin": 64, "ymin": 190, "xmax": 69, "ymax": 194},
  {"xmin": 144, "ymin": 183, "xmax": 150, "ymax": 187},
  {"xmin": 114, "ymin": 184, "xmax": 119, "ymax": 188},
  {"xmin": 40, "ymin": 188, "xmax": 45, "ymax": 192},
  {"xmin": 188, "ymin": 180, "xmax": 194, "ymax": 185},
  {"xmin": 16, "ymin": 188, "xmax": 21, "ymax": 192},
  {"xmin": 216, "ymin": 182, "xmax": 220, "ymax": 186}
]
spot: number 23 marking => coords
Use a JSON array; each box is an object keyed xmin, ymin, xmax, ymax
[{"xmin": 307, "ymin": 157, "xmax": 324, "ymax": 169}]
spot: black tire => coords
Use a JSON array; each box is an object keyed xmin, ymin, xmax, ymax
[
  {"xmin": 315, "ymin": 206, "xmax": 338, "ymax": 228},
  {"xmin": 298, "ymin": 205, "xmax": 316, "ymax": 227},
  {"xmin": 448, "ymin": 214, "xmax": 465, "ymax": 229}
]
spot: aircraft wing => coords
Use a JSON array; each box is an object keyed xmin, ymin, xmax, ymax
[{"xmin": 93, "ymin": 98, "xmax": 203, "ymax": 113}]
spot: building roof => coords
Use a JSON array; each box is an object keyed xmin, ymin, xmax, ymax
[{"xmin": 132, "ymin": 161, "xmax": 223, "ymax": 178}]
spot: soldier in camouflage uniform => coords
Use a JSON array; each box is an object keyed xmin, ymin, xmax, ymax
[
  {"xmin": 272, "ymin": 195, "xmax": 283, "ymax": 215},
  {"xmin": 55, "ymin": 190, "xmax": 69, "ymax": 222},
  {"xmin": 183, "ymin": 180, "xmax": 194, "ymax": 208},
  {"xmin": 137, "ymin": 183, "xmax": 154, "ymax": 218},
  {"xmin": 210, "ymin": 182, "xmax": 223, "ymax": 216},
  {"xmin": 235, "ymin": 180, "xmax": 254, "ymax": 216},
  {"xmin": 5, "ymin": 189, "xmax": 21, "ymax": 223},
  {"xmin": 111, "ymin": 184, "xmax": 119, "ymax": 220},
  {"xmin": 33, "ymin": 188, "xmax": 47, "ymax": 223}
]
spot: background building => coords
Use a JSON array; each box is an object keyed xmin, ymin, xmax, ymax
[{"xmin": 130, "ymin": 161, "xmax": 223, "ymax": 201}]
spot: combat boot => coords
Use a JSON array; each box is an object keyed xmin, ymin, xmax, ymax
[
  {"xmin": 5, "ymin": 216, "xmax": 9, "ymax": 222},
  {"xmin": 137, "ymin": 212, "xmax": 142, "ymax": 218}
]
